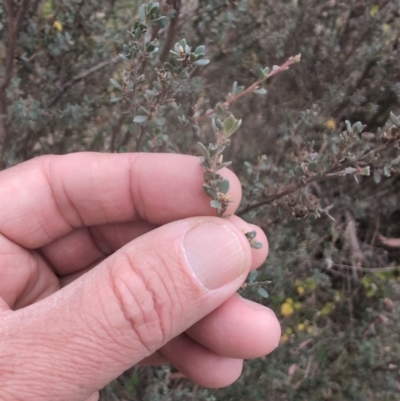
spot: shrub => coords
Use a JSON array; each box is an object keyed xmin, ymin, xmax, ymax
[{"xmin": 1, "ymin": 1, "xmax": 400, "ymax": 400}]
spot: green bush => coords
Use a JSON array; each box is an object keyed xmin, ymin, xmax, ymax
[{"xmin": 1, "ymin": 0, "xmax": 400, "ymax": 400}]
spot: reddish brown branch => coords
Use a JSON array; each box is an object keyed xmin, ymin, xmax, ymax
[
  {"xmin": 196, "ymin": 54, "xmax": 301, "ymax": 123},
  {"xmin": 0, "ymin": 0, "xmax": 31, "ymax": 150},
  {"xmin": 238, "ymin": 135, "xmax": 400, "ymax": 217},
  {"xmin": 159, "ymin": 0, "xmax": 182, "ymax": 63},
  {"xmin": 47, "ymin": 56, "xmax": 121, "ymax": 109}
]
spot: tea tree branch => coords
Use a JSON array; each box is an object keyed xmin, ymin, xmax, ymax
[
  {"xmin": 238, "ymin": 122, "xmax": 400, "ymax": 217},
  {"xmin": 198, "ymin": 115, "xmax": 242, "ymax": 217},
  {"xmin": 0, "ymin": 0, "xmax": 31, "ymax": 151},
  {"xmin": 196, "ymin": 54, "xmax": 301, "ymax": 123},
  {"xmin": 48, "ymin": 56, "xmax": 121, "ymax": 109}
]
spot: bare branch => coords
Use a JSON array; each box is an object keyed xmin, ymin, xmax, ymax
[
  {"xmin": 238, "ymin": 135, "xmax": 400, "ymax": 217},
  {"xmin": 345, "ymin": 212, "xmax": 363, "ymax": 280},
  {"xmin": 0, "ymin": 0, "xmax": 31, "ymax": 152},
  {"xmin": 196, "ymin": 54, "xmax": 302, "ymax": 123},
  {"xmin": 159, "ymin": 0, "xmax": 182, "ymax": 63},
  {"xmin": 1, "ymin": 0, "xmax": 30, "ymax": 91},
  {"xmin": 377, "ymin": 233, "xmax": 400, "ymax": 249},
  {"xmin": 47, "ymin": 56, "xmax": 121, "ymax": 109}
]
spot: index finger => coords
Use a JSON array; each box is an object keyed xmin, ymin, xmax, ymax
[{"xmin": 0, "ymin": 153, "xmax": 242, "ymax": 249}]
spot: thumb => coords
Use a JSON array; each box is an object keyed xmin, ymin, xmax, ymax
[{"xmin": 0, "ymin": 217, "xmax": 252, "ymax": 401}]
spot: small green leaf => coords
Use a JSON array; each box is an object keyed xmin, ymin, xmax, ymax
[
  {"xmin": 232, "ymin": 81, "xmax": 238, "ymax": 94},
  {"xmin": 374, "ymin": 170, "xmax": 381, "ymax": 184},
  {"xmin": 128, "ymin": 124, "xmax": 136, "ymax": 135},
  {"xmin": 197, "ymin": 142, "xmax": 211, "ymax": 161},
  {"xmin": 248, "ymin": 271, "xmax": 258, "ymax": 283},
  {"xmin": 118, "ymin": 53, "xmax": 130, "ymax": 62},
  {"xmin": 216, "ymin": 161, "xmax": 232, "ymax": 171},
  {"xmin": 153, "ymin": 81, "xmax": 163, "ymax": 91},
  {"xmin": 254, "ymin": 88, "xmax": 267, "ymax": 95},
  {"xmin": 210, "ymin": 118, "xmax": 219, "ymax": 134},
  {"xmin": 145, "ymin": 89, "xmax": 158, "ymax": 97},
  {"xmin": 219, "ymin": 179, "xmax": 230, "ymax": 194},
  {"xmin": 154, "ymin": 116, "xmax": 165, "ymax": 126},
  {"xmin": 370, "ymin": 5, "xmax": 379, "ymax": 17},
  {"xmin": 133, "ymin": 115, "xmax": 148, "ymax": 123},
  {"xmin": 194, "ymin": 59, "xmax": 210, "ymax": 67},
  {"xmin": 252, "ymin": 241, "xmax": 264, "ymax": 250},
  {"xmin": 391, "ymin": 156, "xmax": 400, "ymax": 165},
  {"xmin": 210, "ymin": 200, "xmax": 222, "ymax": 210},
  {"xmin": 119, "ymin": 146, "xmax": 128, "ymax": 153},
  {"xmin": 151, "ymin": 16, "xmax": 166, "ymax": 23},
  {"xmin": 245, "ymin": 231, "xmax": 257, "ymax": 241},
  {"xmin": 178, "ymin": 68, "xmax": 189, "ymax": 79},
  {"xmin": 164, "ymin": 62, "xmax": 175, "ymax": 73},
  {"xmin": 360, "ymin": 166, "xmax": 371, "ymax": 176},
  {"xmin": 149, "ymin": 2, "xmax": 159, "ymax": 13},
  {"xmin": 257, "ymin": 288, "xmax": 269, "ymax": 299},
  {"xmin": 223, "ymin": 114, "xmax": 236, "ymax": 135},
  {"xmin": 223, "ymin": 115, "xmax": 242, "ymax": 137},
  {"xmin": 110, "ymin": 78, "xmax": 122, "ymax": 90},
  {"xmin": 203, "ymin": 185, "xmax": 217, "ymax": 199},
  {"xmin": 195, "ymin": 45, "xmax": 206, "ymax": 55},
  {"xmin": 308, "ymin": 162, "xmax": 318, "ymax": 172},
  {"xmin": 146, "ymin": 43, "xmax": 156, "ymax": 52},
  {"xmin": 352, "ymin": 121, "xmax": 364, "ymax": 134},
  {"xmin": 139, "ymin": 4, "xmax": 147, "ymax": 22},
  {"xmin": 294, "ymin": 166, "xmax": 304, "ymax": 176},
  {"xmin": 389, "ymin": 111, "xmax": 400, "ymax": 127}
]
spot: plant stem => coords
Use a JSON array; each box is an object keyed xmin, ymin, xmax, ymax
[
  {"xmin": 238, "ymin": 134, "xmax": 400, "ymax": 216},
  {"xmin": 195, "ymin": 54, "xmax": 301, "ymax": 123}
]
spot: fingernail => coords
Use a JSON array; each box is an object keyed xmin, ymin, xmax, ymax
[{"xmin": 184, "ymin": 222, "xmax": 248, "ymax": 290}]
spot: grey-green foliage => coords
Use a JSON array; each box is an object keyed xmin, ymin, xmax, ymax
[{"xmin": 2, "ymin": 1, "xmax": 400, "ymax": 401}]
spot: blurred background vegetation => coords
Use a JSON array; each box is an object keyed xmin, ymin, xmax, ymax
[{"xmin": 1, "ymin": 0, "xmax": 400, "ymax": 400}]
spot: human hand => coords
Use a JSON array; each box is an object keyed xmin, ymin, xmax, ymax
[{"xmin": 0, "ymin": 153, "xmax": 280, "ymax": 401}]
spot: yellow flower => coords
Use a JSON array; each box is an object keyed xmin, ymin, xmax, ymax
[
  {"xmin": 53, "ymin": 20, "xmax": 63, "ymax": 32},
  {"xmin": 321, "ymin": 302, "xmax": 335, "ymax": 315},
  {"xmin": 293, "ymin": 302, "xmax": 302, "ymax": 310},
  {"xmin": 370, "ymin": 5, "xmax": 379, "ymax": 18},
  {"xmin": 325, "ymin": 119, "xmax": 337, "ymax": 130},
  {"xmin": 297, "ymin": 285, "xmax": 305, "ymax": 296},
  {"xmin": 281, "ymin": 333, "xmax": 290, "ymax": 344},
  {"xmin": 281, "ymin": 302, "xmax": 294, "ymax": 317}
]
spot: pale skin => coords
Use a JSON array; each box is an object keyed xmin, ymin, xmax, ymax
[{"xmin": 0, "ymin": 153, "xmax": 281, "ymax": 401}]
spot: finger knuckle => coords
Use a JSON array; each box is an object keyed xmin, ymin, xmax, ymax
[{"xmin": 108, "ymin": 250, "xmax": 179, "ymax": 354}]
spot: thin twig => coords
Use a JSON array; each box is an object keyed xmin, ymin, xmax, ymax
[
  {"xmin": 333, "ymin": 264, "xmax": 400, "ymax": 274},
  {"xmin": 1, "ymin": 0, "xmax": 30, "ymax": 90},
  {"xmin": 195, "ymin": 54, "xmax": 302, "ymax": 123},
  {"xmin": 0, "ymin": 0, "xmax": 31, "ymax": 151},
  {"xmin": 47, "ymin": 56, "xmax": 121, "ymax": 109},
  {"xmin": 238, "ymin": 135, "xmax": 400, "ymax": 217},
  {"xmin": 345, "ymin": 212, "xmax": 363, "ymax": 281},
  {"xmin": 159, "ymin": 0, "xmax": 182, "ymax": 63}
]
